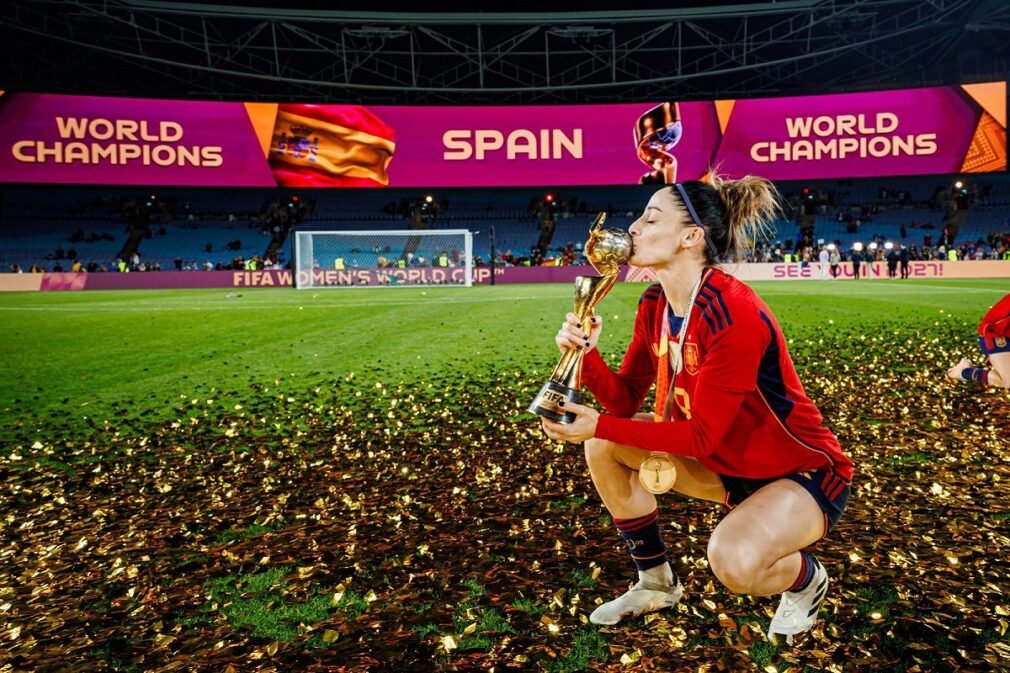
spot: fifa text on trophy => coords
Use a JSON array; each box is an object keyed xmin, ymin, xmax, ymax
[{"xmin": 528, "ymin": 213, "xmax": 632, "ymax": 424}]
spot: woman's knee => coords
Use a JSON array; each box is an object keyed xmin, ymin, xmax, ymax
[
  {"xmin": 707, "ymin": 532, "xmax": 766, "ymax": 595},
  {"xmin": 583, "ymin": 437, "xmax": 613, "ymax": 466}
]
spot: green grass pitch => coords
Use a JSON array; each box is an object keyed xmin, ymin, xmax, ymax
[
  {"xmin": 0, "ymin": 278, "xmax": 1007, "ymax": 673},
  {"xmin": 0, "ymin": 278, "xmax": 1002, "ymax": 436}
]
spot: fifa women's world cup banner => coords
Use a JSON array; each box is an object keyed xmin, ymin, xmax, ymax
[{"xmin": 0, "ymin": 82, "xmax": 1004, "ymax": 187}]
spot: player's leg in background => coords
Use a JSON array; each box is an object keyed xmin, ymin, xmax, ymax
[{"xmin": 987, "ymin": 352, "xmax": 1010, "ymax": 388}]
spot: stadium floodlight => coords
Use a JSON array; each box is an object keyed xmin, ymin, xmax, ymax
[{"xmin": 293, "ymin": 229, "xmax": 473, "ymax": 289}]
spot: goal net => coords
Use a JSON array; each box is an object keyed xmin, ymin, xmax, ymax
[{"xmin": 293, "ymin": 229, "xmax": 474, "ymax": 289}]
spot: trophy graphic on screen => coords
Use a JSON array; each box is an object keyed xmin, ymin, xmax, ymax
[
  {"xmin": 635, "ymin": 102, "xmax": 682, "ymax": 185},
  {"xmin": 528, "ymin": 213, "xmax": 633, "ymax": 424}
]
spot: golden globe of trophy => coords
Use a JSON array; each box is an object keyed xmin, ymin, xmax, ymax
[{"xmin": 528, "ymin": 213, "xmax": 633, "ymax": 424}]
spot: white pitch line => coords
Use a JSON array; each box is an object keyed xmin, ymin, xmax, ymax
[
  {"xmin": 867, "ymin": 283, "xmax": 1009, "ymax": 293},
  {"xmin": 756, "ymin": 283, "xmax": 1008, "ymax": 294},
  {"xmin": 0, "ymin": 294, "xmax": 549, "ymax": 311}
]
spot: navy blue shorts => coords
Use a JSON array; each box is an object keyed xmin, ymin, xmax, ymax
[
  {"xmin": 719, "ymin": 468, "xmax": 850, "ymax": 537},
  {"xmin": 979, "ymin": 335, "xmax": 1010, "ymax": 356}
]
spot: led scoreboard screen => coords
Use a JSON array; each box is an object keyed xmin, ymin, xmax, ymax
[{"xmin": 0, "ymin": 82, "xmax": 1003, "ymax": 187}]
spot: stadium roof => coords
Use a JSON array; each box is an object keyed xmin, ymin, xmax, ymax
[{"xmin": 2, "ymin": 0, "xmax": 1009, "ymax": 104}]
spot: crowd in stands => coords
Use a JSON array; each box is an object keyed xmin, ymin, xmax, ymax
[
  {"xmin": 8, "ymin": 252, "xmax": 288, "ymax": 274},
  {"xmin": 3, "ymin": 177, "xmax": 1010, "ymax": 273}
]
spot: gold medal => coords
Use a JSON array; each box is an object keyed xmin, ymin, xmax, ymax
[{"xmin": 639, "ymin": 452, "xmax": 677, "ymax": 494}]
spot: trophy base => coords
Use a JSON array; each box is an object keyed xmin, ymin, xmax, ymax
[{"xmin": 528, "ymin": 381, "xmax": 584, "ymax": 424}]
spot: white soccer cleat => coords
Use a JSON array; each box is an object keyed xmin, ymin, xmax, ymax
[
  {"xmin": 589, "ymin": 579, "xmax": 684, "ymax": 626},
  {"xmin": 767, "ymin": 557, "xmax": 830, "ymax": 646}
]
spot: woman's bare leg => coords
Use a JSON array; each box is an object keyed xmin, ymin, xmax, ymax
[{"xmin": 706, "ymin": 479, "xmax": 825, "ymax": 596}]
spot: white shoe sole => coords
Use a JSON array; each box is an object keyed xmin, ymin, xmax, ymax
[{"xmin": 589, "ymin": 583, "xmax": 684, "ymax": 626}]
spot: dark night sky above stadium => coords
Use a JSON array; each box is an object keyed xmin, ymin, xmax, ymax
[
  {"xmin": 5, "ymin": 0, "xmax": 1005, "ymax": 104},
  {"xmin": 185, "ymin": 0, "xmax": 725, "ymax": 11}
]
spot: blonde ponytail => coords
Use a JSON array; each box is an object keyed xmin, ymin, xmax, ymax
[{"xmin": 711, "ymin": 174, "xmax": 781, "ymax": 261}]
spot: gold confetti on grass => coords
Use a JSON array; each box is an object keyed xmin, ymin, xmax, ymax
[{"xmin": 0, "ymin": 321, "xmax": 1007, "ymax": 672}]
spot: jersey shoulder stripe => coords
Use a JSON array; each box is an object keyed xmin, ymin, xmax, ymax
[
  {"xmin": 698, "ymin": 305, "xmax": 719, "ymax": 334},
  {"xmin": 695, "ymin": 299, "xmax": 726, "ymax": 333},
  {"xmin": 698, "ymin": 285, "xmax": 734, "ymax": 327},
  {"xmin": 639, "ymin": 283, "xmax": 663, "ymax": 305}
]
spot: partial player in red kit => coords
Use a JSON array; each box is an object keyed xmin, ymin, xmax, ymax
[
  {"xmin": 541, "ymin": 176, "xmax": 853, "ymax": 645},
  {"xmin": 947, "ymin": 292, "xmax": 1010, "ymax": 389}
]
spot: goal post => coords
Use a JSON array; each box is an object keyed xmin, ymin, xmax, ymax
[{"xmin": 293, "ymin": 229, "xmax": 474, "ymax": 289}]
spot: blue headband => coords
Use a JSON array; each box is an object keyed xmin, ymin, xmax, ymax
[{"xmin": 675, "ymin": 183, "xmax": 719, "ymax": 257}]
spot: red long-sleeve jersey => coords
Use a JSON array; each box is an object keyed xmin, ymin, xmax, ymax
[{"xmin": 583, "ymin": 268, "xmax": 853, "ymax": 481}]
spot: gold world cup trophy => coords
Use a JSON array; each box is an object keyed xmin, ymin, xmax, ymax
[{"xmin": 528, "ymin": 213, "xmax": 633, "ymax": 424}]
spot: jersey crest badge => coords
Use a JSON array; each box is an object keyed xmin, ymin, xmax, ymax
[{"xmin": 684, "ymin": 341, "xmax": 700, "ymax": 375}]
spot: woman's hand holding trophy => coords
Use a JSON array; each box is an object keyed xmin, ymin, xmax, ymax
[{"xmin": 528, "ymin": 213, "xmax": 632, "ymax": 424}]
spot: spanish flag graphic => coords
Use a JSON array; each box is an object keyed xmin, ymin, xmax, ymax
[{"xmin": 268, "ymin": 104, "xmax": 396, "ymax": 187}]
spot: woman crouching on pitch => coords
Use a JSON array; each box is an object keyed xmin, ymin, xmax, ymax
[
  {"xmin": 541, "ymin": 176, "xmax": 853, "ymax": 645},
  {"xmin": 946, "ymin": 292, "xmax": 1010, "ymax": 389}
]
